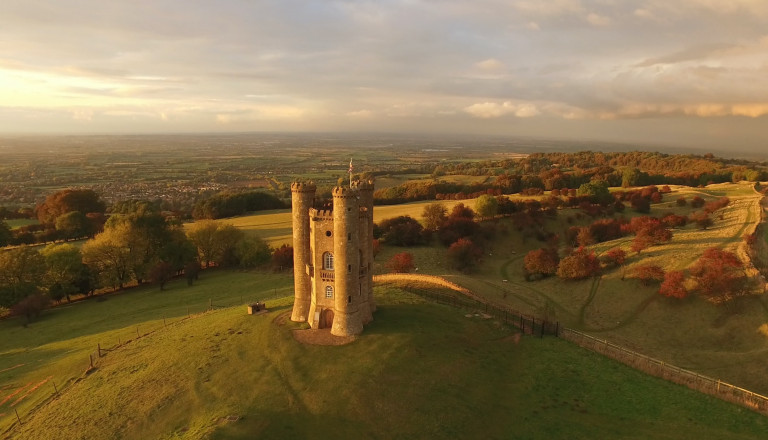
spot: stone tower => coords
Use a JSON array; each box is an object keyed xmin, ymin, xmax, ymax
[{"xmin": 290, "ymin": 179, "xmax": 375, "ymax": 337}]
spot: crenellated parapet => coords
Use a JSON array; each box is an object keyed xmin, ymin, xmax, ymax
[
  {"xmin": 291, "ymin": 181, "xmax": 317, "ymax": 193},
  {"xmin": 309, "ymin": 208, "xmax": 334, "ymax": 220}
]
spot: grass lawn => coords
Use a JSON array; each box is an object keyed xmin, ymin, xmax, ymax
[
  {"xmin": 3, "ymin": 282, "xmax": 767, "ymax": 439},
  {"xmin": 4, "ymin": 219, "xmax": 38, "ymax": 229}
]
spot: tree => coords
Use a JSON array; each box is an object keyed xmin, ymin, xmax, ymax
[
  {"xmin": 55, "ymin": 211, "xmax": 92, "ymax": 240},
  {"xmin": 659, "ymin": 271, "xmax": 688, "ymax": 298},
  {"xmin": 186, "ymin": 220, "xmax": 244, "ymax": 267},
  {"xmin": 0, "ymin": 246, "xmax": 46, "ymax": 307},
  {"xmin": 600, "ymin": 248, "xmax": 627, "ymax": 269},
  {"xmin": 387, "ymin": 252, "xmax": 415, "ymax": 273},
  {"xmin": 577, "ymin": 180, "xmax": 611, "ymax": 204},
  {"xmin": 690, "ymin": 196, "xmax": 705, "ymax": 208},
  {"xmin": 41, "ymin": 244, "xmax": 83, "ymax": 302},
  {"xmin": 0, "ymin": 220, "xmax": 11, "ymax": 247},
  {"xmin": 421, "ymin": 202, "xmax": 447, "ymax": 231},
  {"xmin": 474, "ymin": 194, "xmax": 499, "ymax": 220},
  {"xmin": 690, "ymin": 248, "xmax": 746, "ymax": 302},
  {"xmin": 634, "ymin": 264, "xmax": 665, "ymax": 286},
  {"xmin": 556, "ymin": 247, "xmax": 600, "ymax": 280},
  {"xmin": 690, "ymin": 212, "xmax": 713, "ymax": 230},
  {"xmin": 11, "ymin": 293, "xmax": 51, "ymax": 325},
  {"xmin": 81, "ymin": 225, "xmax": 136, "ymax": 290},
  {"xmin": 524, "ymin": 248, "xmax": 559, "ymax": 279},
  {"xmin": 272, "ymin": 244, "xmax": 294, "ymax": 271},
  {"xmin": 447, "ymin": 238, "xmax": 483, "ymax": 273},
  {"xmin": 36, "ymin": 189, "xmax": 106, "ymax": 223},
  {"xmin": 576, "ymin": 227, "xmax": 595, "ymax": 247},
  {"xmin": 236, "ymin": 236, "xmax": 272, "ymax": 268},
  {"xmin": 377, "ymin": 216, "xmax": 425, "ymax": 246},
  {"xmin": 149, "ymin": 261, "xmax": 175, "ymax": 290}
]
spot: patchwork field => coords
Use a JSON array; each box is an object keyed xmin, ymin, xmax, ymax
[{"xmin": 2, "ymin": 273, "xmax": 767, "ymax": 439}]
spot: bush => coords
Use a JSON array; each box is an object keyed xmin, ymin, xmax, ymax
[
  {"xmin": 272, "ymin": 244, "xmax": 294, "ymax": 270},
  {"xmin": 600, "ymin": 248, "xmax": 626, "ymax": 268},
  {"xmin": 634, "ymin": 264, "xmax": 665, "ymax": 286},
  {"xmin": 387, "ymin": 252, "xmax": 415, "ymax": 273},
  {"xmin": 524, "ymin": 248, "xmax": 560, "ymax": 279},
  {"xmin": 447, "ymin": 238, "xmax": 482, "ymax": 273},
  {"xmin": 556, "ymin": 247, "xmax": 600, "ymax": 280},
  {"xmin": 659, "ymin": 271, "xmax": 688, "ymax": 298},
  {"xmin": 11, "ymin": 293, "xmax": 51, "ymax": 324}
]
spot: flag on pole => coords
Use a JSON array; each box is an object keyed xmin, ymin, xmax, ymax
[{"xmin": 348, "ymin": 158, "xmax": 353, "ymax": 174}]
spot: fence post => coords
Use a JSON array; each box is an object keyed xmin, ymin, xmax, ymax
[
  {"xmin": 163, "ymin": 317, "xmax": 167, "ymax": 328},
  {"xmin": 136, "ymin": 327, "xmax": 140, "ymax": 339},
  {"xmin": 98, "ymin": 343, "xmax": 101, "ymax": 358},
  {"xmin": 89, "ymin": 354, "xmax": 93, "ymax": 369},
  {"xmin": 53, "ymin": 381, "xmax": 58, "ymax": 395},
  {"xmin": 15, "ymin": 408, "xmax": 22, "ymax": 426}
]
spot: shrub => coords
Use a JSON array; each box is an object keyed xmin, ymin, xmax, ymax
[
  {"xmin": 690, "ymin": 248, "xmax": 745, "ymax": 302},
  {"xmin": 447, "ymin": 238, "xmax": 482, "ymax": 273},
  {"xmin": 11, "ymin": 293, "xmax": 51, "ymax": 324},
  {"xmin": 634, "ymin": 264, "xmax": 665, "ymax": 286},
  {"xmin": 524, "ymin": 248, "xmax": 560, "ymax": 278},
  {"xmin": 556, "ymin": 247, "xmax": 600, "ymax": 280},
  {"xmin": 271, "ymin": 244, "xmax": 294, "ymax": 270},
  {"xmin": 659, "ymin": 271, "xmax": 688, "ymax": 298},
  {"xmin": 690, "ymin": 196, "xmax": 705, "ymax": 208},
  {"xmin": 676, "ymin": 197, "xmax": 687, "ymax": 207},
  {"xmin": 600, "ymin": 248, "xmax": 627, "ymax": 268},
  {"xmin": 387, "ymin": 252, "xmax": 415, "ymax": 273}
]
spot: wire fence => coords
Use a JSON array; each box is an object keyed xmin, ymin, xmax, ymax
[
  {"xmin": 375, "ymin": 273, "xmax": 768, "ymax": 418},
  {"xmin": 559, "ymin": 327, "xmax": 768, "ymax": 416},
  {"xmin": 1, "ymin": 292, "xmax": 291, "ymax": 436}
]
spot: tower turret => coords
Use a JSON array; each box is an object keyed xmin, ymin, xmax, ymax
[
  {"xmin": 290, "ymin": 182, "xmax": 315, "ymax": 322},
  {"xmin": 331, "ymin": 186, "xmax": 363, "ymax": 336},
  {"xmin": 352, "ymin": 179, "xmax": 375, "ymax": 320}
]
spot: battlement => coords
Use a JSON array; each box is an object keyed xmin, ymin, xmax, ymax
[
  {"xmin": 351, "ymin": 179, "xmax": 374, "ymax": 191},
  {"xmin": 309, "ymin": 208, "xmax": 334, "ymax": 220},
  {"xmin": 291, "ymin": 181, "xmax": 317, "ymax": 193},
  {"xmin": 332, "ymin": 186, "xmax": 358, "ymax": 198}
]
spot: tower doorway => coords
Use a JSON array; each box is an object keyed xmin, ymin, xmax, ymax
[{"xmin": 322, "ymin": 308, "xmax": 335, "ymax": 329}]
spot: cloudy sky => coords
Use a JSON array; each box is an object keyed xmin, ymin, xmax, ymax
[{"xmin": 1, "ymin": 0, "xmax": 767, "ymax": 150}]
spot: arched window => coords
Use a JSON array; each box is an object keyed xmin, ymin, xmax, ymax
[
  {"xmin": 323, "ymin": 252, "xmax": 334, "ymax": 270},
  {"xmin": 325, "ymin": 285, "xmax": 334, "ymax": 299}
]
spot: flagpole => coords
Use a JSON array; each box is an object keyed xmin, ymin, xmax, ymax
[{"xmin": 348, "ymin": 158, "xmax": 353, "ymax": 188}]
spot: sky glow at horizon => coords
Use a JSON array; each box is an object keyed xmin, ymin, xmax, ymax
[{"xmin": 1, "ymin": 0, "xmax": 768, "ymax": 150}]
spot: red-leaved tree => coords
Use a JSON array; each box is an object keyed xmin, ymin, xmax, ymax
[
  {"xmin": 659, "ymin": 270, "xmax": 688, "ymax": 298},
  {"xmin": 447, "ymin": 238, "xmax": 483, "ymax": 273},
  {"xmin": 690, "ymin": 248, "xmax": 746, "ymax": 302},
  {"xmin": 524, "ymin": 248, "xmax": 560, "ymax": 279},
  {"xmin": 556, "ymin": 247, "xmax": 600, "ymax": 280},
  {"xmin": 387, "ymin": 252, "xmax": 415, "ymax": 273},
  {"xmin": 634, "ymin": 264, "xmax": 665, "ymax": 286}
]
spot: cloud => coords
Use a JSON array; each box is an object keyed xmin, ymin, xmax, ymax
[
  {"xmin": 464, "ymin": 101, "xmax": 541, "ymax": 118},
  {"xmin": 475, "ymin": 58, "xmax": 505, "ymax": 71},
  {"xmin": 586, "ymin": 12, "xmax": 611, "ymax": 26}
]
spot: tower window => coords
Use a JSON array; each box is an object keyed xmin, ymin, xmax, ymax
[
  {"xmin": 347, "ymin": 232, "xmax": 351, "ymax": 241},
  {"xmin": 348, "ymin": 264, "xmax": 352, "ymax": 273},
  {"xmin": 323, "ymin": 252, "xmax": 334, "ymax": 270},
  {"xmin": 325, "ymin": 230, "xmax": 332, "ymax": 237},
  {"xmin": 325, "ymin": 285, "xmax": 334, "ymax": 299}
]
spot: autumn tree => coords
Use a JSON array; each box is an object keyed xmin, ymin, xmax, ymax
[
  {"xmin": 659, "ymin": 270, "xmax": 688, "ymax": 298},
  {"xmin": 387, "ymin": 252, "xmax": 415, "ymax": 273},
  {"xmin": 690, "ymin": 248, "xmax": 748, "ymax": 302},
  {"xmin": 600, "ymin": 247, "xmax": 626, "ymax": 269},
  {"xmin": 634, "ymin": 264, "xmax": 665, "ymax": 286},
  {"xmin": 421, "ymin": 202, "xmax": 448, "ymax": 231},
  {"xmin": 149, "ymin": 261, "xmax": 175, "ymax": 290},
  {"xmin": 82, "ymin": 224, "xmax": 137, "ymax": 290},
  {"xmin": 556, "ymin": 247, "xmax": 600, "ymax": 280},
  {"xmin": 447, "ymin": 238, "xmax": 483, "ymax": 273},
  {"xmin": 524, "ymin": 248, "xmax": 559, "ymax": 279},
  {"xmin": 36, "ymin": 189, "xmax": 106, "ymax": 224},
  {"xmin": 272, "ymin": 244, "xmax": 294, "ymax": 270}
]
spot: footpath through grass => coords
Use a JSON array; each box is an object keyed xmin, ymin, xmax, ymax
[{"xmin": 2, "ymin": 281, "xmax": 768, "ymax": 439}]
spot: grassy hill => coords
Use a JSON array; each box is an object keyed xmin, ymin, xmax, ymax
[{"xmin": 2, "ymin": 274, "xmax": 767, "ymax": 439}]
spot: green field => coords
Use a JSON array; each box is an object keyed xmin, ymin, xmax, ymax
[
  {"xmin": 2, "ymin": 273, "xmax": 767, "ymax": 439},
  {"xmin": 4, "ymin": 219, "xmax": 38, "ymax": 229}
]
